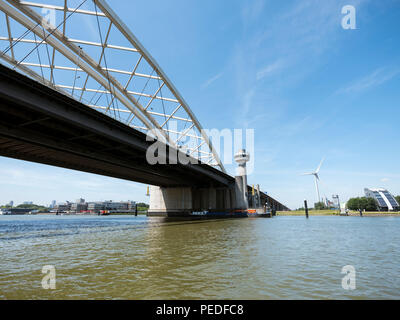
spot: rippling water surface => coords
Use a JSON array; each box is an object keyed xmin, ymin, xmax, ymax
[{"xmin": 1, "ymin": 215, "xmax": 399, "ymax": 299}]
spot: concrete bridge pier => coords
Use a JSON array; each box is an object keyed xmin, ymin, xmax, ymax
[
  {"xmin": 147, "ymin": 185, "xmax": 239, "ymax": 217},
  {"xmin": 148, "ymin": 149, "xmax": 255, "ymax": 217},
  {"xmin": 147, "ymin": 186, "xmax": 192, "ymax": 217}
]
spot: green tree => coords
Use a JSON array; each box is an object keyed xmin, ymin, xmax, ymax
[
  {"xmin": 16, "ymin": 204, "xmax": 49, "ymax": 212},
  {"xmin": 395, "ymin": 196, "xmax": 400, "ymax": 205},
  {"xmin": 314, "ymin": 202, "xmax": 327, "ymax": 210},
  {"xmin": 347, "ymin": 197, "xmax": 377, "ymax": 211},
  {"xmin": 347, "ymin": 198, "xmax": 360, "ymax": 210},
  {"xmin": 136, "ymin": 202, "xmax": 149, "ymax": 208},
  {"xmin": 364, "ymin": 198, "xmax": 378, "ymax": 211}
]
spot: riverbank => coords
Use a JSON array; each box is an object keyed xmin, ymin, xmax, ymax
[
  {"xmin": 278, "ymin": 210, "xmax": 400, "ymax": 217},
  {"xmin": 347, "ymin": 211, "xmax": 400, "ymax": 217},
  {"xmin": 277, "ymin": 210, "xmax": 337, "ymax": 216}
]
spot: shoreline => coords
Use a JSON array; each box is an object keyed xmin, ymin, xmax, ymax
[
  {"xmin": 277, "ymin": 211, "xmax": 400, "ymax": 217},
  {"xmin": 2, "ymin": 212, "xmax": 148, "ymax": 216}
]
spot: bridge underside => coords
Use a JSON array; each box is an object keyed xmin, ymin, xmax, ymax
[
  {"xmin": 0, "ymin": 64, "xmax": 290, "ymax": 212},
  {"xmin": 0, "ymin": 64, "xmax": 232, "ymax": 188}
]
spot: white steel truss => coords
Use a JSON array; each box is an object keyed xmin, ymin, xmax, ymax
[{"xmin": 0, "ymin": 0, "xmax": 226, "ymax": 172}]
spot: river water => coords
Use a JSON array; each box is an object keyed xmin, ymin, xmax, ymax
[{"xmin": 0, "ymin": 215, "xmax": 399, "ymax": 299}]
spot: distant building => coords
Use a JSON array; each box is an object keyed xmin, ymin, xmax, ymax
[
  {"xmin": 87, "ymin": 201, "xmax": 136, "ymax": 214},
  {"xmin": 87, "ymin": 202, "xmax": 105, "ymax": 213},
  {"xmin": 326, "ymin": 199, "xmax": 334, "ymax": 207},
  {"xmin": 364, "ymin": 188, "xmax": 400, "ymax": 212},
  {"xmin": 49, "ymin": 200, "xmax": 137, "ymax": 214},
  {"xmin": 50, "ymin": 200, "xmax": 56, "ymax": 209},
  {"xmin": 71, "ymin": 202, "xmax": 88, "ymax": 213},
  {"xmin": 8, "ymin": 201, "xmax": 14, "ymax": 207},
  {"xmin": 54, "ymin": 202, "xmax": 72, "ymax": 212},
  {"xmin": 69, "ymin": 199, "xmax": 87, "ymax": 213}
]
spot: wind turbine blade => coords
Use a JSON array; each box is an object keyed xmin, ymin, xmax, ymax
[
  {"xmin": 316, "ymin": 157, "xmax": 325, "ymax": 173},
  {"xmin": 301, "ymin": 172, "xmax": 314, "ymax": 176},
  {"xmin": 315, "ymin": 173, "xmax": 320, "ymax": 180}
]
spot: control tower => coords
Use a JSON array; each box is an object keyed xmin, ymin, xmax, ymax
[{"xmin": 234, "ymin": 149, "xmax": 250, "ymax": 210}]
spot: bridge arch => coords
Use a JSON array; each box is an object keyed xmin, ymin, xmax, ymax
[{"xmin": 0, "ymin": 0, "xmax": 226, "ymax": 172}]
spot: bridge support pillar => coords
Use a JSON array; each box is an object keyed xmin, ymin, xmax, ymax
[
  {"xmin": 147, "ymin": 151, "xmax": 263, "ymax": 217},
  {"xmin": 147, "ymin": 185, "xmax": 240, "ymax": 217},
  {"xmin": 148, "ymin": 186, "xmax": 192, "ymax": 217},
  {"xmin": 234, "ymin": 176, "xmax": 248, "ymax": 210}
]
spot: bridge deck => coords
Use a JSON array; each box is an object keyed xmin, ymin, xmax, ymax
[
  {"xmin": 0, "ymin": 64, "xmax": 289, "ymax": 210},
  {"xmin": 0, "ymin": 64, "xmax": 233, "ymax": 188}
]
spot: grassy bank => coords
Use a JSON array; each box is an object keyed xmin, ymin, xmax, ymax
[
  {"xmin": 277, "ymin": 210, "xmax": 338, "ymax": 216},
  {"xmin": 277, "ymin": 210, "xmax": 400, "ymax": 216}
]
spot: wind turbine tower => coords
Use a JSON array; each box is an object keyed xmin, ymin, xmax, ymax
[{"xmin": 302, "ymin": 158, "xmax": 325, "ymax": 203}]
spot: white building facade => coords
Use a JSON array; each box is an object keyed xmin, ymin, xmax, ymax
[{"xmin": 364, "ymin": 188, "xmax": 399, "ymax": 212}]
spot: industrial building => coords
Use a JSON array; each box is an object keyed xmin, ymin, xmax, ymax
[
  {"xmin": 364, "ymin": 188, "xmax": 399, "ymax": 212},
  {"xmin": 87, "ymin": 201, "xmax": 136, "ymax": 214},
  {"xmin": 52, "ymin": 199, "xmax": 137, "ymax": 214},
  {"xmin": 53, "ymin": 202, "xmax": 72, "ymax": 213},
  {"xmin": 71, "ymin": 198, "xmax": 87, "ymax": 213}
]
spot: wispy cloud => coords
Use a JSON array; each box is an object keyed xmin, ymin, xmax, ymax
[
  {"xmin": 256, "ymin": 59, "xmax": 285, "ymax": 80},
  {"xmin": 231, "ymin": 0, "xmax": 363, "ymax": 128},
  {"xmin": 237, "ymin": 89, "xmax": 256, "ymax": 128},
  {"xmin": 201, "ymin": 72, "xmax": 223, "ymax": 89},
  {"xmin": 337, "ymin": 67, "xmax": 400, "ymax": 94}
]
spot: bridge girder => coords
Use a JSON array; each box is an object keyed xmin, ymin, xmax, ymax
[
  {"xmin": 0, "ymin": 64, "xmax": 233, "ymax": 187},
  {"xmin": 0, "ymin": 0, "xmax": 226, "ymax": 172}
]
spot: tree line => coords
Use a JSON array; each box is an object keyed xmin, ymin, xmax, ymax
[
  {"xmin": 347, "ymin": 195, "xmax": 400, "ymax": 211},
  {"xmin": 346, "ymin": 197, "xmax": 377, "ymax": 211},
  {"xmin": 0, "ymin": 203, "xmax": 49, "ymax": 212}
]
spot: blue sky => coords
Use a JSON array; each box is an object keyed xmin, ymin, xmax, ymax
[{"xmin": 1, "ymin": 0, "xmax": 400, "ymax": 209}]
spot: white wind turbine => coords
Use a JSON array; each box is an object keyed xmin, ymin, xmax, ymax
[{"xmin": 302, "ymin": 158, "xmax": 325, "ymax": 204}]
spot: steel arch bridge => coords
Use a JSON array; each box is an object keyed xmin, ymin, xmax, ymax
[{"xmin": 0, "ymin": 0, "xmax": 226, "ymax": 172}]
